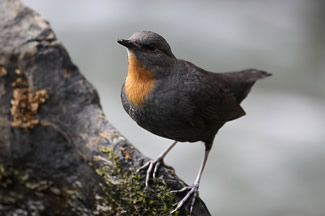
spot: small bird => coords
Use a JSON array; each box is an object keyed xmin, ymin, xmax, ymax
[{"xmin": 118, "ymin": 31, "xmax": 271, "ymax": 214}]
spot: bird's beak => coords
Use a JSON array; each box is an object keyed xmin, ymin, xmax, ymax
[{"xmin": 117, "ymin": 39, "xmax": 135, "ymax": 48}]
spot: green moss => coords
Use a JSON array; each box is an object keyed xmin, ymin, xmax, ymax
[{"xmin": 96, "ymin": 146, "xmax": 181, "ymax": 215}]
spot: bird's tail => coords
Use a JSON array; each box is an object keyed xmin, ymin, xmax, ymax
[{"xmin": 221, "ymin": 69, "xmax": 271, "ymax": 103}]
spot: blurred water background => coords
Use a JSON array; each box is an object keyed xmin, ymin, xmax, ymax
[{"xmin": 22, "ymin": 0, "xmax": 325, "ymax": 215}]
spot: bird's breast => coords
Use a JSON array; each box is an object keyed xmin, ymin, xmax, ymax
[{"xmin": 124, "ymin": 53, "xmax": 155, "ymax": 107}]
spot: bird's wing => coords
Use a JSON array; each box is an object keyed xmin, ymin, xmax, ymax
[
  {"xmin": 177, "ymin": 60, "xmax": 246, "ymax": 128},
  {"xmin": 187, "ymin": 73, "xmax": 246, "ymax": 128},
  {"xmin": 216, "ymin": 90, "xmax": 246, "ymax": 121},
  {"xmin": 195, "ymin": 87, "xmax": 246, "ymax": 123}
]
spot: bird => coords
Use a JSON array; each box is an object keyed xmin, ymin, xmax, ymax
[{"xmin": 117, "ymin": 31, "xmax": 271, "ymax": 214}]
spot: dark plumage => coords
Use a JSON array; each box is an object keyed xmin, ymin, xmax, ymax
[{"xmin": 118, "ymin": 31, "xmax": 271, "ymax": 214}]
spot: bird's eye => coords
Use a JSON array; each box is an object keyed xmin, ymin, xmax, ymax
[{"xmin": 145, "ymin": 44, "xmax": 157, "ymax": 51}]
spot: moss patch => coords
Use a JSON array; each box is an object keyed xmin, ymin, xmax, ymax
[{"xmin": 95, "ymin": 146, "xmax": 181, "ymax": 216}]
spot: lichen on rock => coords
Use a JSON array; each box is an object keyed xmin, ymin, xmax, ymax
[{"xmin": 10, "ymin": 73, "xmax": 48, "ymax": 129}]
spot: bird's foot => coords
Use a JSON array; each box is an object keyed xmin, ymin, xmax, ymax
[
  {"xmin": 170, "ymin": 184, "xmax": 199, "ymax": 215},
  {"xmin": 136, "ymin": 157, "xmax": 171, "ymax": 188}
]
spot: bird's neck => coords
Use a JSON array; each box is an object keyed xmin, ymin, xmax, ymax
[{"xmin": 125, "ymin": 53, "xmax": 155, "ymax": 106}]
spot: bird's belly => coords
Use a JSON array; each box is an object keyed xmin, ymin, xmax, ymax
[
  {"xmin": 121, "ymin": 83, "xmax": 219, "ymax": 142},
  {"xmin": 123, "ymin": 101, "xmax": 211, "ymax": 142}
]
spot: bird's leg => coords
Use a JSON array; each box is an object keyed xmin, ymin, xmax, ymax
[
  {"xmin": 170, "ymin": 148, "xmax": 210, "ymax": 215},
  {"xmin": 137, "ymin": 140, "xmax": 178, "ymax": 188}
]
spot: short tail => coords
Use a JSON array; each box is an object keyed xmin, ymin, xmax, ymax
[{"xmin": 222, "ymin": 69, "xmax": 271, "ymax": 103}]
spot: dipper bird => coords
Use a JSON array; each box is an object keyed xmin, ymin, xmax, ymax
[{"xmin": 118, "ymin": 31, "xmax": 271, "ymax": 214}]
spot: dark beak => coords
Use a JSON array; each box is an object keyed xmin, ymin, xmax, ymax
[{"xmin": 117, "ymin": 39, "xmax": 135, "ymax": 48}]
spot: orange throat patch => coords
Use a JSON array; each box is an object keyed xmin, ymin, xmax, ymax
[{"xmin": 125, "ymin": 53, "xmax": 155, "ymax": 106}]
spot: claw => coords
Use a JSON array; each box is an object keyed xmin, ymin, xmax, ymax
[
  {"xmin": 170, "ymin": 184, "xmax": 199, "ymax": 215},
  {"xmin": 136, "ymin": 158, "xmax": 165, "ymax": 187},
  {"xmin": 137, "ymin": 141, "xmax": 178, "ymax": 187},
  {"xmin": 153, "ymin": 161, "xmax": 160, "ymax": 179},
  {"xmin": 170, "ymin": 185, "xmax": 191, "ymax": 193}
]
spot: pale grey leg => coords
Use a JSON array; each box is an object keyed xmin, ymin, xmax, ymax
[
  {"xmin": 137, "ymin": 140, "xmax": 178, "ymax": 187},
  {"xmin": 170, "ymin": 148, "xmax": 210, "ymax": 215}
]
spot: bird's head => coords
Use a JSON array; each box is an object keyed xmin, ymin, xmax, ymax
[{"xmin": 118, "ymin": 31, "xmax": 176, "ymax": 75}]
